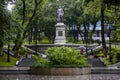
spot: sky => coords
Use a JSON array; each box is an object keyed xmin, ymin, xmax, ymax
[{"xmin": 7, "ymin": 3, "xmax": 14, "ymax": 11}]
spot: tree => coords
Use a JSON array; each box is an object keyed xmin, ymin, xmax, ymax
[
  {"xmin": 84, "ymin": 0, "xmax": 120, "ymax": 56},
  {"xmin": 83, "ymin": 0, "xmax": 100, "ymax": 43},
  {"xmin": 101, "ymin": 0, "xmax": 120, "ymax": 56},
  {"xmin": 0, "ymin": 0, "xmax": 12, "ymax": 56},
  {"xmin": 12, "ymin": 0, "xmax": 47, "ymax": 51}
]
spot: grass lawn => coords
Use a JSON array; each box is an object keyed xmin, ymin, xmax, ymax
[{"xmin": 0, "ymin": 54, "xmax": 19, "ymax": 66}]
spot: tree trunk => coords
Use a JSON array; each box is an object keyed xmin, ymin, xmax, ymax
[
  {"xmin": 77, "ymin": 25, "xmax": 84, "ymax": 44},
  {"xmin": 12, "ymin": 0, "xmax": 41, "ymax": 52},
  {"xmin": 101, "ymin": 4, "xmax": 108, "ymax": 57},
  {"xmin": 0, "ymin": 40, "xmax": 3, "ymax": 56},
  {"xmin": 12, "ymin": 32, "xmax": 22, "ymax": 51},
  {"xmin": 89, "ymin": 22, "xmax": 97, "ymax": 44},
  {"xmin": 73, "ymin": 24, "xmax": 76, "ymax": 42}
]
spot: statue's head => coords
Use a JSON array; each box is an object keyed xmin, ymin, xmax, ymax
[{"xmin": 58, "ymin": 6, "xmax": 62, "ymax": 9}]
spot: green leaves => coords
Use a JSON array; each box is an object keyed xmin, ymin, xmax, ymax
[
  {"xmin": 0, "ymin": 4, "xmax": 11, "ymax": 42},
  {"xmin": 32, "ymin": 46, "xmax": 90, "ymax": 68},
  {"xmin": 45, "ymin": 46, "xmax": 87, "ymax": 65}
]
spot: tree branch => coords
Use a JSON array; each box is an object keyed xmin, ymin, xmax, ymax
[
  {"xmin": 22, "ymin": 0, "xmax": 26, "ymax": 25},
  {"xmin": 22, "ymin": 0, "xmax": 40, "ymax": 39}
]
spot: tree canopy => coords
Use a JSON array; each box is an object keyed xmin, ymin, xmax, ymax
[{"xmin": 0, "ymin": 0, "xmax": 120, "ymax": 56}]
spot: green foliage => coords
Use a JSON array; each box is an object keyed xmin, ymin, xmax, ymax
[
  {"xmin": 33, "ymin": 55, "xmax": 49, "ymax": 65},
  {"xmin": 93, "ymin": 47, "xmax": 120, "ymax": 65},
  {"xmin": 102, "ymin": 57, "xmax": 111, "ymax": 66},
  {"xmin": 31, "ymin": 64, "xmax": 90, "ymax": 68},
  {"xmin": 116, "ymin": 52, "xmax": 120, "ymax": 62},
  {"xmin": 73, "ymin": 40, "xmax": 84, "ymax": 44},
  {"xmin": 45, "ymin": 46, "xmax": 87, "ymax": 65},
  {"xmin": 108, "ymin": 47, "xmax": 120, "ymax": 63},
  {"xmin": 109, "ymin": 51, "xmax": 117, "ymax": 64},
  {"xmin": 17, "ymin": 47, "xmax": 29, "ymax": 55},
  {"xmin": 95, "ymin": 51, "xmax": 104, "ymax": 57},
  {"xmin": 32, "ymin": 46, "xmax": 90, "ymax": 68},
  {"xmin": 11, "ymin": 0, "xmax": 47, "ymax": 51}
]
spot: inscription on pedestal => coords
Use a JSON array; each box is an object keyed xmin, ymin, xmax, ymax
[{"xmin": 58, "ymin": 31, "xmax": 63, "ymax": 36}]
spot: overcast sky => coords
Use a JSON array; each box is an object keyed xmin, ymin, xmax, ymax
[{"xmin": 7, "ymin": 3, "xmax": 14, "ymax": 11}]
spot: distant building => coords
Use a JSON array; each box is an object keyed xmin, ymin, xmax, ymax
[{"xmin": 78, "ymin": 21, "xmax": 111, "ymax": 41}]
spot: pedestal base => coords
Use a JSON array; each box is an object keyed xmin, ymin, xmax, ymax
[
  {"xmin": 54, "ymin": 37, "xmax": 66, "ymax": 44},
  {"xmin": 54, "ymin": 22, "xmax": 66, "ymax": 44}
]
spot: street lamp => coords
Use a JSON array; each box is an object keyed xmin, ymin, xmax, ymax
[
  {"xmin": 108, "ymin": 21, "xmax": 115, "ymax": 52},
  {"xmin": 35, "ymin": 27, "xmax": 37, "ymax": 55},
  {"xmin": 7, "ymin": 21, "xmax": 11, "ymax": 62},
  {"xmin": 85, "ymin": 28, "xmax": 88, "ymax": 55},
  {"xmin": 109, "ymin": 24, "xmax": 111, "ymax": 52},
  {"xmin": 7, "ymin": 36, "xmax": 10, "ymax": 62}
]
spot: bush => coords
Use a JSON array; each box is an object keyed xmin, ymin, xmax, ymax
[
  {"xmin": 45, "ymin": 46, "xmax": 88, "ymax": 66},
  {"xmin": 33, "ymin": 55, "xmax": 49, "ymax": 65},
  {"xmin": 109, "ymin": 51, "xmax": 120, "ymax": 64},
  {"xmin": 32, "ymin": 46, "xmax": 90, "ymax": 68},
  {"xmin": 15, "ymin": 47, "xmax": 28, "ymax": 57},
  {"xmin": 116, "ymin": 51, "xmax": 120, "ymax": 62},
  {"xmin": 95, "ymin": 51, "xmax": 104, "ymax": 57}
]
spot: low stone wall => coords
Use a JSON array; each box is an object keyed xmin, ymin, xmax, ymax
[
  {"xmin": 30, "ymin": 68, "xmax": 91, "ymax": 75},
  {"xmin": 0, "ymin": 67, "xmax": 30, "ymax": 74},
  {"xmin": 0, "ymin": 70, "xmax": 30, "ymax": 74},
  {"xmin": 25, "ymin": 44, "xmax": 97, "ymax": 54},
  {"xmin": 91, "ymin": 68, "xmax": 120, "ymax": 74},
  {"xmin": 1, "ymin": 67, "xmax": 120, "ymax": 75}
]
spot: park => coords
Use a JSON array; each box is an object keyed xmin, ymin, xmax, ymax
[{"xmin": 0, "ymin": 0, "xmax": 120, "ymax": 80}]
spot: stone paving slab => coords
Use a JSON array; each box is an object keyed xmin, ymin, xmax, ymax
[
  {"xmin": 0, "ymin": 67, "xmax": 30, "ymax": 70},
  {"xmin": 0, "ymin": 67, "xmax": 120, "ymax": 74},
  {"xmin": 0, "ymin": 74, "xmax": 120, "ymax": 80}
]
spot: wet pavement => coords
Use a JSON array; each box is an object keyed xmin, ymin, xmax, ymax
[{"xmin": 0, "ymin": 74, "xmax": 120, "ymax": 80}]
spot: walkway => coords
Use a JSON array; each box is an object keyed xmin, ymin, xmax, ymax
[
  {"xmin": 0, "ymin": 74, "xmax": 120, "ymax": 80},
  {"xmin": 110, "ymin": 62, "xmax": 120, "ymax": 68}
]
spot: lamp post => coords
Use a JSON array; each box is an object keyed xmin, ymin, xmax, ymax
[
  {"xmin": 85, "ymin": 28, "xmax": 88, "ymax": 55},
  {"xmin": 109, "ymin": 24, "xmax": 111, "ymax": 52},
  {"xmin": 35, "ymin": 27, "xmax": 37, "ymax": 55},
  {"xmin": 7, "ymin": 36, "xmax": 10, "ymax": 62},
  {"xmin": 7, "ymin": 21, "xmax": 11, "ymax": 62},
  {"xmin": 28, "ymin": 30, "xmax": 31, "ymax": 44},
  {"xmin": 109, "ymin": 21, "xmax": 114, "ymax": 52},
  {"xmin": 109, "ymin": 24, "xmax": 112, "ymax": 62}
]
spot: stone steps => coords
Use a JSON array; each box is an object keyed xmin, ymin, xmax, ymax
[
  {"xmin": 87, "ymin": 57, "xmax": 106, "ymax": 67},
  {"xmin": 17, "ymin": 58, "xmax": 35, "ymax": 67}
]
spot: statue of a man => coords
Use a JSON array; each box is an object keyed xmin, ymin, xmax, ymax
[{"xmin": 57, "ymin": 7, "xmax": 64, "ymax": 22}]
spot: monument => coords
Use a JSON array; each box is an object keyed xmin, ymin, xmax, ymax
[
  {"xmin": 25, "ymin": 7, "xmax": 97, "ymax": 55},
  {"xmin": 54, "ymin": 7, "xmax": 66, "ymax": 44}
]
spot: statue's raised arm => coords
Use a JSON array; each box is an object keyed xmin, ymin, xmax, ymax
[{"xmin": 57, "ymin": 7, "xmax": 64, "ymax": 22}]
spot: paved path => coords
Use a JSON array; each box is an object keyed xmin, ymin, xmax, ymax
[
  {"xmin": 110, "ymin": 62, "xmax": 120, "ymax": 68},
  {"xmin": 0, "ymin": 74, "xmax": 120, "ymax": 80},
  {"xmin": 0, "ymin": 66, "xmax": 30, "ymax": 70}
]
